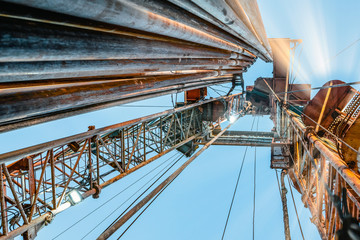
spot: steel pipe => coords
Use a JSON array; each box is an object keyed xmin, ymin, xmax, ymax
[
  {"xmin": 189, "ymin": 0, "xmax": 271, "ymax": 61},
  {"xmin": 127, "ymin": 0, "xmax": 258, "ymax": 56},
  {"xmin": 0, "ymin": 58, "xmax": 251, "ymax": 82},
  {"xmin": 0, "ymin": 77, "xmax": 234, "ymax": 132},
  {"xmin": 168, "ymin": 0, "xmax": 264, "ymax": 59},
  {"xmin": 0, "ymin": 70, "xmax": 242, "ymax": 125},
  {"xmin": 290, "ymin": 112, "xmax": 360, "ymax": 197},
  {"xmin": 226, "ymin": 0, "xmax": 272, "ymax": 54},
  {"xmin": 4, "ymin": 0, "xmax": 254, "ymax": 55},
  {"xmin": 0, "ymin": 17, "xmax": 239, "ymax": 62}
]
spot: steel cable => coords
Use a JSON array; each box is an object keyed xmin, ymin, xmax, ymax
[
  {"xmin": 52, "ymin": 152, "xmax": 180, "ymax": 239},
  {"xmin": 116, "ymin": 167, "xmax": 179, "ymax": 239},
  {"xmin": 287, "ymin": 101, "xmax": 360, "ymax": 155},
  {"xmin": 221, "ymin": 117, "xmax": 256, "ymax": 240},
  {"xmin": 252, "ymin": 117, "xmax": 259, "ymax": 240},
  {"xmin": 276, "ymin": 81, "xmax": 360, "ymax": 95},
  {"xmin": 263, "ymin": 79, "xmax": 360, "ymax": 155},
  {"xmin": 209, "ymin": 86, "xmax": 227, "ymax": 96},
  {"xmin": 275, "ymin": 170, "xmax": 282, "ymax": 198},
  {"xmin": 119, "ymin": 105, "xmax": 173, "ymax": 108},
  {"xmin": 79, "ymin": 153, "xmax": 183, "ymax": 239},
  {"xmin": 220, "ymin": 147, "xmax": 249, "ymax": 240},
  {"xmin": 287, "ymin": 175, "xmax": 305, "ymax": 240},
  {"xmin": 96, "ymin": 154, "xmax": 185, "ymax": 237}
]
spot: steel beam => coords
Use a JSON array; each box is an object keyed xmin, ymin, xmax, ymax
[
  {"xmin": 198, "ymin": 130, "xmax": 274, "ymax": 146},
  {"xmin": 0, "ymin": 93, "xmax": 246, "ymax": 239},
  {"xmin": 97, "ymin": 103, "xmax": 251, "ymax": 240}
]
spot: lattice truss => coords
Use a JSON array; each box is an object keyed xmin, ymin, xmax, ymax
[{"xmin": 0, "ymin": 94, "xmax": 244, "ymax": 237}]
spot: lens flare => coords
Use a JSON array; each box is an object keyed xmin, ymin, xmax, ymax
[{"xmin": 229, "ymin": 115, "xmax": 237, "ymax": 123}]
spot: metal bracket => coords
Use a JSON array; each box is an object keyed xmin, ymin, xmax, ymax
[
  {"xmin": 92, "ymin": 184, "xmax": 101, "ymax": 199},
  {"xmin": 303, "ymin": 126, "xmax": 314, "ymax": 142}
]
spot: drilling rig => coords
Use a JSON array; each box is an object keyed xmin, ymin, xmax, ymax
[{"xmin": 0, "ymin": 1, "xmax": 359, "ymax": 239}]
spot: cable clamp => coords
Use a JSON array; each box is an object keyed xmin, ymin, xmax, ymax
[
  {"xmin": 303, "ymin": 126, "xmax": 314, "ymax": 142},
  {"xmin": 92, "ymin": 184, "xmax": 102, "ymax": 199}
]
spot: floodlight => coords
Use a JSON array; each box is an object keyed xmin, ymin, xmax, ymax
[
  {"xmin": 67, "ymin": 189, "xmax": 83, "ymax": 205},
  {"xmin": 229, "ymin": 115, "xmax": 237, "ymax": 123}
]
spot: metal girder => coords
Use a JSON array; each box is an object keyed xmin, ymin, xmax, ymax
[
  {"xmin": 0, "ymin": 93, "xmax": 246, "ymax": 239},
  {"xmin": 198, "ymin": 130, "xmax": 275, "ymax": 147},
  {"xmin": 96, "ymin": 104, "xmax": 252, "ymax": 240}
]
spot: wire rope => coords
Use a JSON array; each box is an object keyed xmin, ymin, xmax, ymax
[
  {"xmin": 276, "ymin": 81, "xmax": 360, "ymax": 95},
  {"xmin": 99, "ymin": 154, "xmax": 184, "ymax": 236},
  {"xmin": 52, "ymin": 152, "xmax": 180, "ymax": 239},
  {"xmin": 220, "ymin": 147, "xmax": 249, "ymax": 240},
  {"xmin": 286, "ymin": 101, "xmax": 360, "ymax": 155},
  {"xmin": 333, "ymin": 37, "xmax": 360, "ymax": 59},
  {"xmin": 116, "ymin": 169, "xmax": 179, "ymax": 239},
  {"xmin": 80, "ymin": 153, "xmax": 183, "ymax": 239},
  {"xmin": 287, "ymin": 175, "xmax": 305, "ymax": 240},
  {"xmin": 275, "ymin": 170, "xmax": 282, "ymax": 198},
  {"xmin": 221, "ymin": 117, "xmax": 256, "ymax": 240},
  {"xmin": 252, "ymin": 117, "xmax": 259, "ymax": 240},
  {"xmin": 289, "ymin": 43, "xmax": 303, "ymax": 86},
  {"xmin": 217, "ymin": 84, "xmax": 232, "ymax": 89},
  {"xmin": 209, "ymin": 86, "xmax": 226, "ymax": 96},
  {"xmin": 252, "ymin": 145, "xmax": 257, "ymax": 240}
]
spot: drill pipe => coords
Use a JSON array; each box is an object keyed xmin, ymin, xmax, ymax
[{"xmin": 0, "ymin": 59, "xmax": 251, "ymax": 82}]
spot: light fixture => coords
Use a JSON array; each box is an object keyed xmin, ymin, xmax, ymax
[
  {"xmin": 229, "ymin": 115, "xmax": 237, "ymax": 123},
  {"xmin": 67, "ymin": 189, "xmax": 83, "ymax": 206}
]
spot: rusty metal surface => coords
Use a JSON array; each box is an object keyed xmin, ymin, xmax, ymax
[
  {"xmin": 3, "ymin": 0, "xmax": 271, "ymax": 59},
  {"xmin": 278, "ymin": 105, "xmax": 360, "ymax": 239},
  {"xmin": 262, "ymin": 64, "xmax": 360, "ymax": 239},
  {"xmin": 302, "ymin": 80, "xmax": 354, "ymax": 131},
  {"xmin": 190, "ymin": 0, "xmax": 270, "ymax": 61},
  {"xmin": 0, "ymin": 72, "xmax": 243, "ymax": 131},
  {"xmin": 0, "ymin": 0, "xmax": 276, "ymax": 238},
  {"xmin": 0, "ymin": 77, "xmax": 233, "ymax": 133},
  {"xmin": 0, "ymin": 58, "xmax": 252, "ymax": 82},
  {"xmin": 0, "ymin": 93, "xmax": 245, "ymax": 239},
  {"xmin": 0, "ymin": 93, "xmax": 243, "ymax": 163},
  {"xmin": 0, "ymin": 17, "xmax": 237, "ymax": 62},
  {"xmin": 0, "ymin": 0, "xmax": 271, "ymax": 132},
  {"xmin": 96, "ymin": 101, "xmax": 252, "ymax": 240}
]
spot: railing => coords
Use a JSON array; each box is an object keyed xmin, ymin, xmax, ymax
[{"xmin": 284, "ymin": 107, "xmax": 360, "ymax": 240}]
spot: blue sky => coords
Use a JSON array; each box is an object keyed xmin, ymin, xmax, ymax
[{"xmin": 2, "ymin": 0, "xmax": 360, "ymax": 239}]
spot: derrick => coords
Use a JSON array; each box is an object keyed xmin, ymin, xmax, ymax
[{"xmin": 1, "ymin": 1, "xmax": 359, "ymax": 240}]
